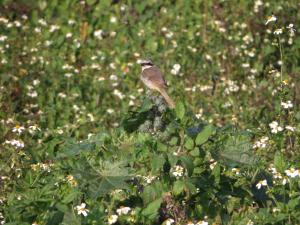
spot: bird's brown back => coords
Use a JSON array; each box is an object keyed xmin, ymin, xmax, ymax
[{"xmin": 141, "ymin": 66, "xmax": 167, "ymax": 89}]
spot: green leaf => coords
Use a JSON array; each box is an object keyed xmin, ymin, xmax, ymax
[
  {"xmin": 213, "ymin": 133, "xmax": 258, "ymax": 167},
  {"xmin": 86, "ymin": 0, "xmax": 97, "ymax": 5},
  {"xmin": 122, "ymin": 99, "xmax": 153, "ymax": 133},
  {"xmin": 173, "ymin": 180, "xmax": 185, "ymax": 195},
  {"xmin": 77, "ymin": 160, "xmax": 131, "ymax": 198},
  {"xmin": 57, "ymin": 141, "xmax": 95, "ymax": 158},
  {"xmin": 151, "ymin": 155, "xmax": 165, "ymax": 172},
  {"xmin": 46, "ymin": 211, "xmax": 64, "ymax": 225},
  {"xmin": 180, "ymin": 156, "xmax": 194, "ymax": 176},
  {"xmin": 157, "ymin": 142, "xmax": 168, "ymax": 152},
  {"xmin": 184, "ymin": 137, "xmax": 194, "ymax": 150},
  {"xmin": 175, "ymin": 101, "xmax": 185, "ymax": 120},
  {"xmin": 140, "ymin": 98, "xmax": 154, "ymax": 112},
  {"xmin": 62, "ymin": 210, "xmax": 80, "ymax": 225},
  {"xmin": 56, "ymin": 203, "xmax": 68, "ymax": 213},
  {"xmin": 195, "ymin": 124, "xmax": 215, "ymax": 145},
  {"xmin": 167, "ymin": 153, "xmax": 179, "ymax": 167},
  {"xmin": 185, "ymin": 179, "xmax": 197, "ymax": 194},
  {"xmin": 85, "ymin": 161, "xmax": 130, "ymax": 198},
  {"xmin": 212, "ymin": 163, "xmax": 221, "ymax": 185},
  {"xmin": 169, "ymin": 136, "xmax": 178, "ymax": 146},
  {"xmin": 142, "ymin": 198, "xmax": 162, "ymax": 219},
  {"xmin": 62, "ymin": 191, "xmax": 79, "ymax": 204},
  {"xmin": 288, "ymin": 197, "xmax": 299, "ymax": 209},
  {"xmin": 274, "ymin": 151, "xmax": 286, "ymax": 172}
]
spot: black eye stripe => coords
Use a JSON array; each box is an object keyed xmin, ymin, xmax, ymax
[{"xmin": 141, "ymin": 63, "xmax": 153, "ymax": 66}]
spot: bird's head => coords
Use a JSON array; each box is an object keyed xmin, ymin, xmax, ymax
[
  {"xmin": 138, "ymin": 59, "xmax": 154, "ymax": 66},
  {"xmin": 138, "ymin": 59, "xmax": 154, "ymax": 71}
]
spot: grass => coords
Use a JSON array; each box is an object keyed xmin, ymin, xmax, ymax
[{"xmin": 0, "ymin": 0, "xmax": 300, "ymax": 224}]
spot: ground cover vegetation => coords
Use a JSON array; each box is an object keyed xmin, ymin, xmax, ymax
[{"xmin": 0, "ymin": 0, "xmax": 300, "ymax": 224}]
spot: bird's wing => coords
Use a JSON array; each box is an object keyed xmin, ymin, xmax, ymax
[{"xmin": 142, "ymin": 66, "xmax": 167, "ymax": 88}]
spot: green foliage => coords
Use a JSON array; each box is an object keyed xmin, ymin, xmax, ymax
[
  {"xmin": 213, "ymin": 131, "xmax": 258, "ymax": 167},
  {"xmin": 1, "ymin": 0, "xmax": 300, "ymax": 224},
  {"xmin": 175, "ymin": 101, "xmax": 185, "ymax": 120},
  {"xmin": 195, "ymin": 124, "xmax": 215, "ymax": 145}
]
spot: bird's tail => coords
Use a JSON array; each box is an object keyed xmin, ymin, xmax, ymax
[{"xmin": 158, "ymin": 88, "xmax": 175, "ymax": 109}]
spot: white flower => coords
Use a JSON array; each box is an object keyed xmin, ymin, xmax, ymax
[
  {"xmin": 12, "ymin": 125, "xmax": 25, "ymax": 134},
  {"xmin": 5, "ymin": 139, "xmax": 25, "ymax": 149},
  {"xmin": 108, "ymin": 214, "xmax": 118, "ymax": 224},
  {"xmin": 161, "ymin": 27, "xmax": 168, "ymax": 32},
  {"xmin": 14, "ymin": 21, "xmax": 21, "ymax": 27},
  {"xmin": 75, "ymin": 203, "xmax": 89, "ymax": 217},
  {"xmin": 274, "ymin": 28, "xmax": 283, "ymax": 35},
  {"xmin": 33, "ymin": 79, "xmax": 40, "ymax": 86},
  {"xmin": 231, "ymin": 168, "xmax": 240, "ymax": 175},
  {"xmin": 87, "ymin": 113, "xmax": 95, "ymax": 122},
  {"xmin": 285, "ymin": 126, "xmax": 295, "ymax": 132},
  {"xmin": 285, "ymin": 168, "xmax": 299, "ymax": 178},
  {"xmin": 196, "ymin": 221, "xmax": 208, "ymax": 225},
  {"xmin": 66, "ymin": 33, "xmax": 73, "ymax": 38},
  {"xmin": 38, "ymin": 19, "xmax": 47, "ymax": 26},
  {"xmin": 282, "ymin": 178, "xmax": 287, "ymax": 185},
  {"xmin": 116, "ymin": 206, "xmax": 131, "ymax": 215},
  {"xmin": 186, "ymin": 221, "xmax": 195, "ymax": 225},
  {"xmin": 58, "ymin": 92, "xmax": 67, "ymax": 98},
  {"xmin": 65, "ymin": 73, "xmax": 73, "ymax": 78},
  {"xmin": 107, "ymin": 108, "xmax": 114, "ymax": 114},
  {"xmin": 172, "ymin": 165, "xmax": 184, "ymax": 177},
  {"xmin": 0, "ymin": 17, "xmax": 9, "ymax": 23},
  {"xmin": 27, "ymin": 90, "xmax": 38, "ymax": 98},
  {"xmin": 171, "ymin": 64, "xmax": 181, "ymax": 75},
  {"xmin": 34, "ymin": 27, "xmax": 41, "ymax": 33},
  {"xmin": 287, "ymin": 24, "xmax": 296, "ymax": 36},
  {"xmin": 28, "ymin": 125, "xmax": 40, "ymax": 134},
  {"xmin": 269, "ymin": 121, "xmax": 283, "ymax": 134},
  {"xmin": 265, "ymin": 15, "xmax": 277, "ymax": 25},
  {"xmin": 246, "ymin": 220, "xmax": 254, "ymax": 225},
  {"xmin": 205, "ymin": 54, "xmax": 212, "ymax": 61},
  {"xmin": 49, "ymin": 25, "xmax": 59, "ymax": 32},
  {"xmin": 110, "ymin": 74, "xmax": 118, "ymax": 81},
  {"xmin": 166, "ymin": 31, "xmax": 174, "ymax": 39},
  {"xmin": 144, "ymin": 175, "xmax": 156, "ymax": 184},
  {"xmin": 164, "ymin": 218, "xmax": 175, "ymax": 225},
  {"xmin": 113, "ymin": 89, "xmax": 125, "ymax": 100},
  {"xmin": 0, "ymin": 35, "xmax": 7, "ymax": 42},
  {"xmin": 253, "ymin": 136, "xmax": 269, "ymax": 149},
  {"xmin": 57, "ymin": 129, "xmax": 64, "ymax": 134},
  {"xmin": 256, "ymin": 179, "xmax": 267, "ymax": 189},
  {"xmin": 224, "ymin": 80, "xmax": 239, "ymax": 94},
  {"xmin": 281, "ymin": 100, "xmax": 293, "ymax": 109},
  {"xmin": 209, "ymin": 161, "xmax": 217, "ymax": 170},
  {"xmin": 96, "ymin": 76, "xmax": 105, "ymax": 82},
  {"xmin": 242, "ymin": 63, "xmax": 250, "ymax": 68},
  {"xmin": 272, "ymin": 208, "xmax": 280, "ymax": 213},
  {"xmin": 94, "ymin": 29, "xmax": 103, "ymax": 40},
  {"xmin": 110, "ymin": 17, "xmax": 117, "ymax": 23},
  {"xmin": 68, "ymin": 19, "xmax": 76, "ymax": 25},
  {"xmin": 129, "ymin": 100, "xmax": 135, "ymax": 106}
]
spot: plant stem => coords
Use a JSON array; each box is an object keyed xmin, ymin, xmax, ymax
[{"xmin": 278, "ymin": 37, "xmax": 284, "ymax": 91}]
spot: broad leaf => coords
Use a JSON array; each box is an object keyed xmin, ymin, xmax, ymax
[
  {"xmin": 214, "ymin": 133, "xmax": 258, "ymax": 167},
  {"xmin": 195, "ymin": 124, "xmax": 215, "ymax": 145},
  {"xmin": 142, "ymin": 198, "xmax": 162, "ymax": 219},
  {"xmin": 175, "ymin": 101, "xmax": 185, "ymax": 120},
  {"xmin": 173, "ymin": 180, "xmax": 185, "ymax": 195}
]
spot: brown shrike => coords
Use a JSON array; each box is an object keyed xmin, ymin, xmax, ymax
[{"xmin": 139, "ymin": 59, "xmax": 175, "ymax": 108}]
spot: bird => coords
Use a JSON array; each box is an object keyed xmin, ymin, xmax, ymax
[{"xmin": 139, "ymin": 59, "xmax": 175, "ymax": 108}]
